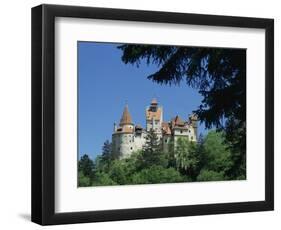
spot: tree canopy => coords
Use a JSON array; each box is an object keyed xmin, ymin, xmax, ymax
[
  {"xmin": 78, "ymin": 130, "xmax": 243, "ymax": 186},
  {"xmin": 138, "ymin": 129, "xmax": 168, "ymax": 169},
  {"xmin": 118, "ymin": 44, "xmax": 246, "ymax": 178},
  {"xmin": 78, "ymin": 154, "xmax": 94, "ymax": 177}
]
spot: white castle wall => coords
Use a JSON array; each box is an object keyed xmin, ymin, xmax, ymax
[
  {"xmin": 112, "ymin": 133, "xmax": 134, "ymax": 158},
  {"xmin": 112, "ymin": 131, "xmax": 147, "ymax": 158},
  {"xmin": 133, "ymin": 132, "xmax": 147, "ymax": 154},
  {"xmin": 119, "ymin": 133, "xmax": 134, "ymax": 158},
  {"xmin": 146, "ymin": 106, "xmax": 163, "ymax": 141},
  {"xmin": 146, "ymin": 119, "xmax": 162, "ymax": 133},
  {"xmin": 113, "ymin": 126, "xmax": 197, "ymax": 158},
  {"xmin": 173, "ymin": 127, "xmax": 197, "ymax": 144},
  {"xmin": 188, "ymin": 126, "xmax": 197, "ymax": 142},
  {"xmin": 112, "ymin": 103, "xmax": 197, "ymax": 159}
]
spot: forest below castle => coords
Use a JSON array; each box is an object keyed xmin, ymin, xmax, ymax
[{"xmin": 78, "ymin": 129, "xmax": 246, "ymax": 186}]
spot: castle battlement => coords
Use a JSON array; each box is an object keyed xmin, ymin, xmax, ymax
[{"xmin": 112, "ymin": 99, "xmax": 197, "ymax": 158}]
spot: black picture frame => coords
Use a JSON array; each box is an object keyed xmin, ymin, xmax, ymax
[{"xmin": 31, "ymin": 4, "xmax": 274, "ymax": 225}]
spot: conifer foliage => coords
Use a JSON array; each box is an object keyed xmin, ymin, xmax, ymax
[{"xmin": 78, "ymin": 130, "xmax": 242, "ymax": 186}]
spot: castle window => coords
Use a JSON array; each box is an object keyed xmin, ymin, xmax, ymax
[
  {"xmin": 130, "ymin": 147, "xmax": 133, "ymax": 150},
  {"xmin": 191, "ymin": 136, "xmax": 193, "ymax": 140},
  {"xmin": 165, "ymin": 139, "xmax": 168, "ymax": 143},
  {"xmin": 180, "ymin": 130, "xmax": 183, "ymax": 134}
]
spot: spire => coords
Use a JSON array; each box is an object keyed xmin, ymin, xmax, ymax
[
  {"xmin": 174, "ymin": 115, "xmax": 184, "ymax": 126},
  {"xmin": 151, "ymin": 98, "xmax": 158, "ymax": 105},
  {"xmin": 120, "ymin": 104, "xmax": 133, "ymax": 125}
]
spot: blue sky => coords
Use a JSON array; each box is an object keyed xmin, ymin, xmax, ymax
[{"xmin": 78, "ymin": 42, "xmax": 208, "ymax": 160}]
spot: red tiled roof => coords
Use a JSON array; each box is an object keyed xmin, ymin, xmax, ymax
[
  {"xmin": 174, "ymin": 115, "xmax": 185, "ymax": 126},
  {"xmin": 120, "ymin": 105, "xmax": 133, "ymax": 125},
  {"xmin": 162, "ymin": 122, "xmax": 171, "ymax": 135}
]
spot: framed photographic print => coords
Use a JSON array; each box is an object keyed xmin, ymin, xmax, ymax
[{"xmin": 31, "ymin": 4, "xmax": 274, "ymax": 225}]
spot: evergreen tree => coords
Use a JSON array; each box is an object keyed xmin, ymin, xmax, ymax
[
  {"xmin": 78, "ymin": 154, "xmax": 94, "ymax": 177},
  {"xmin": 138, "ymin": 129, "xmax": 168, "ymax": 168},
  {"xmin": 92, "ymin": 172, "xmax": 117, "ymax": 186},
  {"xmin": 196, "ymin": 131, "xmax": 233, "ymax": 181},
  {"xmin": 118, "ymin": 45, "xmax": 246, "ymax": 177},
  {"xmin": 167, "ymin": 138, "xmax": 176, "ymax": 168},
  {"xmin": 131, "ymin": 165, "xmax": 184, "ymax": 184},
  {"xmin": 102, "ymin": 140, "xmax": 113, "ymax": 161},
  {"xmin": 193, "ymin": 134, "xmax": 207, "ymax": 179},
  {"xmin": 174, "ymin": 137, "xmax": 199, "ymax": 178},
  {"xmin": 197, "ymin": 169, "xmax": 225, "ymax": 181},
  {"xmin": 78, "ymin": 171, "xmax": 91, "ymax": 186},
  {"xmin": 224, "ymin": 118, "xmax": 246, "ymax": 179},
  {"xmin": 202, "ymin": 131, "xmax": 233, "ymax": 175}
]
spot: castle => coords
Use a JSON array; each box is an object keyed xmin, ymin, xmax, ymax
[{"xmin": 112, "ymin": 99, "xmax": 198, "ymax": 158}]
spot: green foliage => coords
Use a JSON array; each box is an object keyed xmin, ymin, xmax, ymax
[
  {"xmin": 118, "ymin": 45, "xmax": 246, "ymax": 129},
  {"xmin": 194, "ymin": 131, "xmax": 234, "ymax": 181},
  {"xmin": 92, "ymin": 172, "xmax": 117, "ymax": 186},
  {"xmin": 131, "ymin": 166, "xmax": 184, "ymax": 184},
  {"xmin": 102, "ymin": 140, "xmax": 112, "ymax": 161},
  {"xmin": 197, "ymin": 170, "xmax": 225, "ymax": 181},
  {"xmin": 175, "ymin": 138, "xmax": 199, "ymax": 173},
  {"xmin": 167, "ymin": 138, "xmax": 176, "ymax": 167},
  {"xmin": 224, "ymin": 118, "xmax": 246, "ymax": 179},
  {"xmin": 78, "ymin": 130, "xmax": 244, "ymax": 187},
  {"xmin": 92, "ymin": 151, "xmax": 140, "ymax": 186},
  {"xmin": 118, "ymin": 45, "xmax": 246, "ymax": 178},
  {"xmin": 93, "ymin": 155, "xmax": 108, "ymax": 173},
  {"xmin": 108, "ymin": 160, "xmax": 133, "ymax": 185},
  {"xmin": 78, "ymin": 171, "xmax": 91, "ymax": 187},
  {"xmin": 137, "ymin": 129, "xmax": 168, "ymax": 169},
  {"xmin": 78, "ymin": 154, "xmax": 94, "ymax": 177},
  {"xmin": 202, "ymin": 131, "xmax": 233, "ymax": 175},
  {"xmin": 77, "ymin": 45, "xmax": 247, "ymax": 186}
]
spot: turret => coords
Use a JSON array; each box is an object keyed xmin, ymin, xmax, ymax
[
  {"xmin": 189, "ymin": 114, "xmax": 198, "ymax": 138},
  {"xmin": 112, "ymin": 104, "xmax": 135, "ymax": 158},
  {"xmin": 120, "ymin": 104, "xmax": 133, "ymax": 126},
  {"xmin": 145, "ymin": 98, "xmax": 163, "ymax": 135}
]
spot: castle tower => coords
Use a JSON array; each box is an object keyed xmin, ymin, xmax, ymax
[
  {"xmin": 119, "ymin": 104, "xmax": 133, "ymax": 128},
  {"xmin": 111, "ymin": 99, "xmax": 198, "ymax": 159},
  {"xmin": 189, "ymin": 113, "xmax": 198, "ymax": 139},
  {"xmin": 112, "ymin": 105, "xmax": 135, "ymax": 158},
  {"xmin": 146, "ymin": 98, "xmax": 163, "ymax": 137}
]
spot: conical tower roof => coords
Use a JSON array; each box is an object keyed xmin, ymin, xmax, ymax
[
  {"xmin": 120, "ymin": 105, "xmax": 133, "ymax": 125},
  {"xmin": 174, "ymin": 115, "xmax": 184, "ymax": 126}
]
